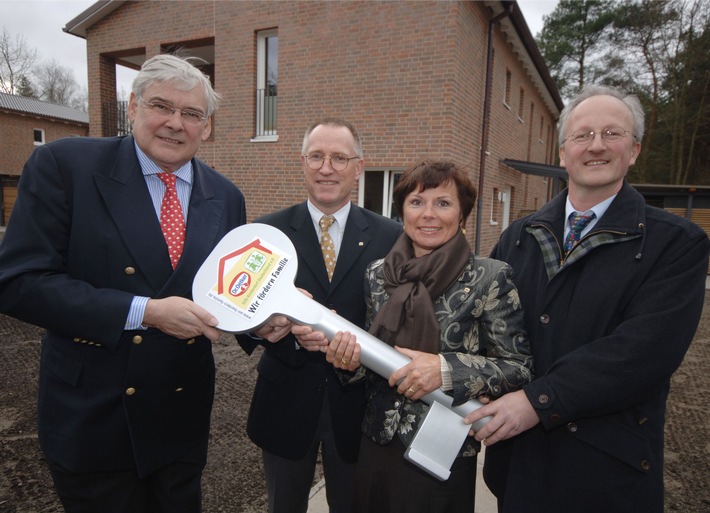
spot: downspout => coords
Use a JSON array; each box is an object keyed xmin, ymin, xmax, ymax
[{"xmin": 474, "ymin": 2, "xmax": 513, "ymax": 255}]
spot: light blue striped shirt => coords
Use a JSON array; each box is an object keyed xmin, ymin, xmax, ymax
[{"xmin": 125, "ymin": 143, "xmax": 194, "ymax": 330}]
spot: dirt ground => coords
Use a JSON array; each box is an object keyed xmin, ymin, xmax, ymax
[{"xmin": 1, "ymin": 291, "xmax": 709, "ymax": 512}]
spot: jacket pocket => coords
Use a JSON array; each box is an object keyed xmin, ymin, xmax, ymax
[
  {"xmin": 43, "ymin": 341, "xmax": 83, "ymax": 387},
  {"xmin": 568, "ymin": 414, "xmax": 651, "ymax": 472}
]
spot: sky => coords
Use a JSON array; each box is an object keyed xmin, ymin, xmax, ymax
[{"xmin": 0, "ymin": 0, "xmax": 559, "ymax": 97}]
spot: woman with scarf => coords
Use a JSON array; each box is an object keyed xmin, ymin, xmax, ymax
[{"xmin": 327, "ymin": 161, "xmax": 533, "ymax": 513}]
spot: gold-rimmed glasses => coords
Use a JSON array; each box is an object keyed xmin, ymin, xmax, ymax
[
  {"xmin": 138, "ymin": 96, "xmax": 208, "ymax": 126},
  {"xmin": 302, "ymin": 152, "xmax": 361, "ymax": 171}
]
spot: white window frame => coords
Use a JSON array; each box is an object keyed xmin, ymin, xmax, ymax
[
  {"xmin": 33, "ymin": 128, "xmax": 45, "ymax": 145},
  {"xmin": 252, "ymin": 28, "xmax": 278, "ymax": 142},
  {"xmin": 359, "ymin": 168, "xmax": 405, "ymax": 220}
]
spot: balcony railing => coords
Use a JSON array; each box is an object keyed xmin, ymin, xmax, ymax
[
  {"xmin": 102, "ymin": 101, "xmax": 131, "ymax": 137},
  {"xmin": 255, "ymin": 88, "xmax": 277, "ymax": 138}
]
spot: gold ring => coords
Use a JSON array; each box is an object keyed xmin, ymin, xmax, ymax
[
  {"xmin": 407, "ymin": 387, "xmax": 415, "ymax": 394},
  {"xmin": 341, "ymin": 358, "xmax": 350, "ymax": 364}
]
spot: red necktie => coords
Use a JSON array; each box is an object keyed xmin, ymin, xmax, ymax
[{"xmin": 157, "ymin": 173, "xmax": 186, "ymax": 269}]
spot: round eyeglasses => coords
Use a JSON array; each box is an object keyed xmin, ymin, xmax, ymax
[
  {"xmin": 565, "ymin": 126, "xmax": 635, "ymax": 146},
  {"xmin": 303, "ymin": 152, "xmax": 361, "ymax": 172},
  {"xmin": 139, "ymin": 96, "xmax": 208, "ymax": 126}
]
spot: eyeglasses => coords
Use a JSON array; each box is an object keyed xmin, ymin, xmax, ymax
[
  {"xmin": 138, "ymin": 96, "xmax": 208, "ymax": 126},
  {"xmin": 565, "ymin": 126, "xmax": 634, "ymax": 146},
  {"xmin": 302, "ymin": 152, "xmax": 361, "ymax": 172}
]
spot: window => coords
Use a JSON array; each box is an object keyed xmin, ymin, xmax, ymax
[
  {"xmin": 359, "ymin": 169, "xmax": 404, "ymax": 222},
  {"xmin": 33, "ymin": 128, "xmax": 45, "ymax": 145},
  {"xmin": 253, "ymin": 29, "xmax": 278, "ymax": 141},
  {"xmin": 518, "ymin": 88, "xmax": 525, "ymax": 120},
  {"xmin": 491, "ymin": 187, "xmax": 512, "ymax": 231},
  {"xmin": 504, "ymin": 69, "xmax": 511, "ymax": 107}
]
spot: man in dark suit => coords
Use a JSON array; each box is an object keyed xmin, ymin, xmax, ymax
[
  {"xmin": 238, "ymin": 118, "xmax": 401, "ymax": 513},
  {"xmin": 465, "ymin": 85, "xmax": 709, "ymax": 512},
  {"xmin": 0, "ymin": 54, "xmax": 246, "ymax": 513}
]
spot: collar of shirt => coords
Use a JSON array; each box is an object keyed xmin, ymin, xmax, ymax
[
  {"xmin": 564, "ymin": 194, "xmax": 616, "ymax": 239},
  {"xmin": 307, "ymin": 200, "xmax": 351, "ymax": 257},
  {"xmin": 134, "ymin": 141, "xmax": 193, "ymax": 219}
]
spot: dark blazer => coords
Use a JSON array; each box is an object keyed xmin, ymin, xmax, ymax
[
  {"xmin": 237, "ymin": 202, "xmax": 401, "ymax": 462},
  {"xmin": 485, "ymin": 182, "xmax": 710, "ymax": 513},
  {"xmin": 0, "ymin": 135, "xmax": 246, "ymax": 477}
]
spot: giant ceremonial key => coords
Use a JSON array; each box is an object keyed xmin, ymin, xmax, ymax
[{"xmin": 193, "ymin": 223, "xmax": 490, "ymax": 480}]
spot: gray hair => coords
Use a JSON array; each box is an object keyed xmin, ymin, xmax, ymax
[
  {"xmin": 132, "ymin": 54, "xmax": 221, "ymax": 116},
  {"xmin": 301, "ymin": 117, "xmax": 363, "ymax": 157},
  {"xmin": 558, "ymin": 84, "xmax": 645, "ymax": 146}
]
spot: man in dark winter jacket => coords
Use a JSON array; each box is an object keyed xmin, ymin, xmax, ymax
[{"xmin": 465, "ymin": 84, "xmax": 710, "ymax": 513}]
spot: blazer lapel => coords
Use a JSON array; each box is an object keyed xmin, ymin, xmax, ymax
[
  {"xmin": 94, "ymin": 137, "xmax": 172, "ymax": 292},
  {"xmin": 330, "ymin": 206, "xmax": 372, "ymax": 290},
  {"xmin": 290, "ymin": 202, "xmax": 331, "ymax": 289},
  {"xmin": 176, "ymin": 160, "xmax": 226, "ymax": 287}
]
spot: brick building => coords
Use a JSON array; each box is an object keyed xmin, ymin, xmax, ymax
[
  {"xmin": 0, "ymin": 92, "xmax": 89, "ymax": 226},
  {"xmin": 64, "ymin": 0, "xmax": 564, "ymax": 255}
]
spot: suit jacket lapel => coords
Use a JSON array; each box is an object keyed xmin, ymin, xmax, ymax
[
  {"xmin": 288, "ymin": 202, "xmax": 374, "ymax": 293},
  {"xmin": 177, "ymin": 159, "xmax": 225, "ymax": 288},
  {"xmin": 94, "ymin": 138, "xmax": 227, "ymax": 295},
  {"xmin": 330, "ymin": 206, "xmax": 372, "ymax": 290},
  {"xmin": 289, "ymin": 203, "xmax": 330, "ymax": 288},
  {"xmin": 94, "ymin": 137, "xmax": 172, "ymax": 292}
]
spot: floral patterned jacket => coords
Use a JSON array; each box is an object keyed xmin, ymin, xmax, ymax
[{"xmin": 360, "ymin": 253, "xmax": 533, "ymax": 457}]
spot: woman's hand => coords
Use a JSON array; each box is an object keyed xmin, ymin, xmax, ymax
[
  {"xmin": 388, "ymin": 346, "xmax": 442, "ymax": 401},
  {"xmin": 325, "ymin": 331, "xmax": 361, "ymax": 371}
]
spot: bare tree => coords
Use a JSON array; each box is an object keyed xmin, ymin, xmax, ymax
[
  {"xmin": 34, "ymin": 59, "xmax": 79, "ymax": 105},
  {"xmin": 0, "ymin": 26, "xmax": 38, "ymax": 94},
  {"xmin": 69, "ymin": 86, "xmax": 89, "ymax": 112}
]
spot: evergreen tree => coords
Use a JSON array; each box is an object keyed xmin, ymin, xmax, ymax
[
  {"xmin": 15, "ymin": 74, "xmax": 37, "ymax": 98},
  {"xmin": 537, "ymin": 0, "xmax": 616, "ymax": 100}
]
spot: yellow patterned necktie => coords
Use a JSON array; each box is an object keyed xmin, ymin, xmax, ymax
[{"xmin": 319, "ymin": 215, "xmax": 336, "ymax": 281}]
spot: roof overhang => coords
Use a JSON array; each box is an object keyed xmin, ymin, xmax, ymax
[
  {"xmin": 631, "ymin": 183, "xmax": 710, "ymax": 195},
  {"xmin": 501, "ymin": 158, "xmax": 567, "ymax": 180},
  {"xmin": 63, "ymin": 0, "xmax": 127, "ymax": 39},
  {"xmin": 484, "ymin": 1, "xmax": 564, "ymax": 117}
]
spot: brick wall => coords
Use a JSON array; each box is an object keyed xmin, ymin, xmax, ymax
[
  {"xmin": 81, "ymin": 0, "xmax": 558, "ymax": 256},
  {"xmin": 0, "ymin": 112, "xmax": 89, "ymax": 176}
]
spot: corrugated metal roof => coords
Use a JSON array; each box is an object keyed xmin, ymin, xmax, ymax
[{"xmin": 0, "ymin": 92, "xmax": 89, "ymax": 124}]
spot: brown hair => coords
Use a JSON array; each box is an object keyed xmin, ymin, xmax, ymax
[{"xmin": 393, "ymin": 161, "xmax": 477, "ymax": 223}]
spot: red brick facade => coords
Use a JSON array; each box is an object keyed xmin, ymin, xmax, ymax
[
  {"xmin": 0, "ymin": 111, "xmax": 88, "ymax": 225},
  {"xmin": 81, "ymin": 0, "xmax": 561, "ymax": 256},
  {"xmin": 0, "ymin": 112, "xmax": 88, "ymax": 177}
]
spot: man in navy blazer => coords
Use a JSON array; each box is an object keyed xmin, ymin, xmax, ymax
[
  {"xmin": 0, "ymin": 55, "xmax": 246, "ymax": 513},
  {"xmin": 237, "ymin": 118, "xmax": 401, "ymax": 513}
]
